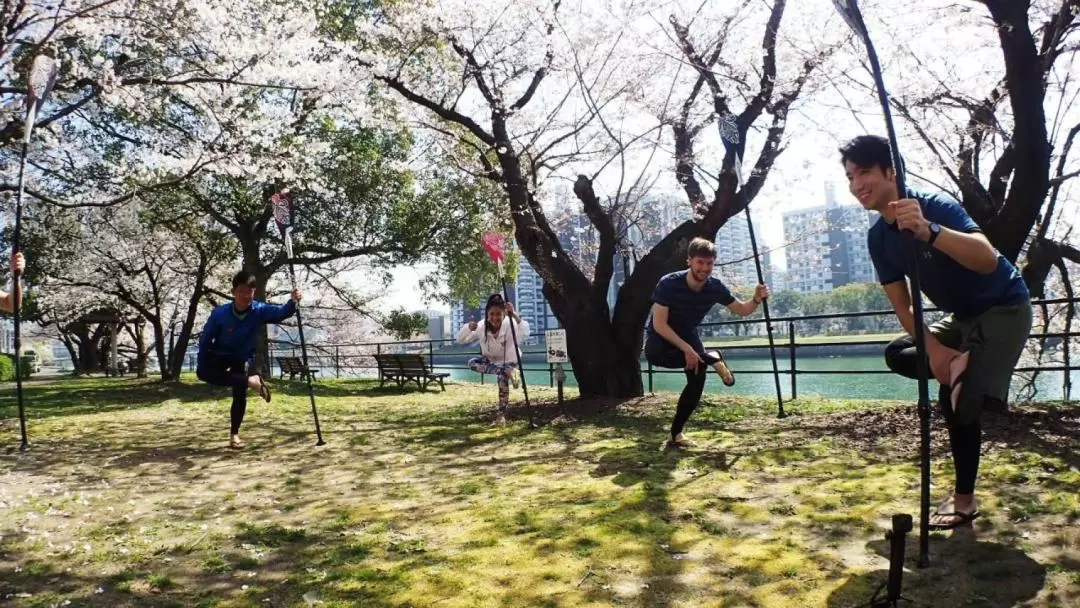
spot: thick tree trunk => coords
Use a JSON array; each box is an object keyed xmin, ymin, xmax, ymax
[
  {"xmin": 542, "ymin": 284, "xmax": 644, "ymax": 397},
  {"xmin": 980, "ymin": 1, "xmax": 1052, "ymax": 262},
  {"xmin": 67, "ymin": 323, "xmax": 104, "ymax": 375}
]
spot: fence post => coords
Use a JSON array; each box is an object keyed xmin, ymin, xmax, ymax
[
  {"xmin": 788, "ymin": 322, "xmax": 797, "ymax": 401},
  {"xmin": 549, "ymin": 362, "xmax": 554, "ymax": 388},
  {"xmin": 428, "ymin": 340, "xmax": 434, "ymax": 369},
  {"xmin": 335, "ymin": 345, "xmax": 341, "ymax": 379},
  {"xmin": 647, "ymin": 360, "xmax": 654, "ymax": 394}
]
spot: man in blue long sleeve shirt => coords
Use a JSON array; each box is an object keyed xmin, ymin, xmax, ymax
[{"xmin": 197, "ymin": 270, "xmax": 301, "ymax": 449}]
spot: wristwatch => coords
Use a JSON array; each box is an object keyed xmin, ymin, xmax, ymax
[{"xmin": 926, "ymin": 222, "xmax": 941, "ymax": 246}]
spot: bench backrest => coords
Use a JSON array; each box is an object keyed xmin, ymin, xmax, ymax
[
  {"xmin": 373, "ymin": 353, "xmax": 401, "ymax": 371},
  {"xmin": 395, "ymin": 353, "xmax": 431, "ymax": 374},
  {"xmin": 278, "ymin": 357, "xmax": 311, "ymax": 373}
]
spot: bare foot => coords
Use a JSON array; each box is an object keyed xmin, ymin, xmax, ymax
[
  {"xmin": 707, "ymin": 351, "xmax": 735, "ymax": 386},
  {"xmin": 929, "ymin": 494, "xmax": 979, "ymax": 529},
  {"xmin": 667, "ymin": 433, "xmax": 695, "ymax": 448},
  {"xmin": 229, "ymin": 434, "xmax": 244, "ymax": 450}
]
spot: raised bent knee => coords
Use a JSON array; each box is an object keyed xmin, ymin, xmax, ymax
[{"xmin": 883, "ymin": 335, "xmax": 914, "ymax": 376}]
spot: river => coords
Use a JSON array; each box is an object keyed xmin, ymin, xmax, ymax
[{"xmin": 434, "ymin": 354, "xmax": 1076, "ymax": 402}]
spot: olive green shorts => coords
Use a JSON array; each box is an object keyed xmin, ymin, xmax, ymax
[{"xmin": 931, "ymin": 301, "xmax": 1033, "ymax": 424}]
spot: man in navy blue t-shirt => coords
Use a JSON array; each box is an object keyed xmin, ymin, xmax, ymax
[
  {"xmin": 840, "ymin": 135, "xmax": 1032, "ymax": 529},
  {"xmin": 645, "ymin": 237, "xmax": 769, "ymax": 449},
  {"xmin": 198, "ymin": 270, "xmax": 302, "ymax": 449}
]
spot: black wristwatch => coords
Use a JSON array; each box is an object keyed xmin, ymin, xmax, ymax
[{"xmin": 926, "ymin": 222, "xmax": 941, "ymax": 246}]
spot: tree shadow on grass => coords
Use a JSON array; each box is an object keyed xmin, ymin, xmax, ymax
[
  {"xmin": 827, "ymin": 527, "xmax": 1047, "ymax": 607},
  {"xmin": 0, "ymin": 378, "xmax": 226, "ymax": 424}
]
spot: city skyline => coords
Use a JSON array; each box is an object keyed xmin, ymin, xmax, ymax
[
  {"xmin": 443, "ymin": 185, "xmax": 861, "ymax": 338},
  {"xmin": 401, "ymin": 179, "xmax": 872, "ymax": 323}
]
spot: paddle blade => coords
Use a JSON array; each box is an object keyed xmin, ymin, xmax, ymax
[{"xmin": 482, "ymin": 232, "xmax": 505, "ymax": 264}]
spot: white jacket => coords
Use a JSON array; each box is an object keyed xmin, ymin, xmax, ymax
[{"xmin": 456, "ymin": 317, "xmax": 530, "ymax": 365}]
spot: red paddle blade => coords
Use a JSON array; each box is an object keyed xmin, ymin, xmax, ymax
[{"xmin": 482, "ymin": 232, "xmax": 505, "ymax": 263}]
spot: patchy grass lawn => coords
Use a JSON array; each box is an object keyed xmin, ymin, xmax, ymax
[{"xmin": 1, "ymin": 376, "xmax": 1078, "ymax": 607}]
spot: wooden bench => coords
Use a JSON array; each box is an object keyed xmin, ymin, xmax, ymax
[
  {"xmin": 374, "ymin": 353, "xmax": 449, "ymax": 391},
  {"xmin": 277, "ymin": 356, "xmax": 319, "ymax": 381}
]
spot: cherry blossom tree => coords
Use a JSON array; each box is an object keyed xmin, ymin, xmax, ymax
[{"xmin": 327, "ymin": 0, "xmax": 834, "ymax": 397}]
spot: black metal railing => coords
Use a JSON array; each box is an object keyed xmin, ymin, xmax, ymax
[{"xmin": 194, "ymin": 297, "xmax": 1075, "ymax": 401}]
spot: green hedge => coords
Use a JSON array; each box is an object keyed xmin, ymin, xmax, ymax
[{"xmin": 0, "ymin": 354, "xmax": 34, "ymax": 381}]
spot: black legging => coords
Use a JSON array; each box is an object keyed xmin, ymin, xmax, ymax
[
  {"xmin": 646, "ymin": 347, "xmax": 720, "ymax": 439},
  {"xmin": 197, "ymin": 356, "xmax": 250, "ymax": 435},
  {"xmin": 885, "ymin": 336, "xmax": 983, "ymax": 495}
]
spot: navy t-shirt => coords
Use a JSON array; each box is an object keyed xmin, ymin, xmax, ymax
[
  {"xmin": 868, "ymin": 188, "xmax": 1029, "ymax": 319},
  {"xmin": 645, "ymin": 270, "xmax": 735, "ymax": 353}
]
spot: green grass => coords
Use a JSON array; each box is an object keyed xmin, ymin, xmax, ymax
[{"xmin": 0, "ymin": 375, "xmax": 1077, "ymax": 607}]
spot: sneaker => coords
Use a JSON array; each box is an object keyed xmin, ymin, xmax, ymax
[
  {"xmin": 493, "ymin": 411, "xmax": 508, "ymax": 427},
  {"xmin": 257, "ymin": 375, "xmax": 271, "ymax": 403},
  {"xmin": 508, "ymin": 367, "xmax": 520, "ymax": 389}
]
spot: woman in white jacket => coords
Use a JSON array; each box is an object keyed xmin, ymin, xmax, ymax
[{"xmin": 456, "ymin": 293, "xmax": 530, "ymax": 425}]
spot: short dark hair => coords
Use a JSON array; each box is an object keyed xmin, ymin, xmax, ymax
[
  {"xmin": 232, "ymin": 270, "xmax": 257, "ymax": 289},
  {"xmin": 839, "ymin": 135, "xmax": 900, "ymax": 173},
  {"xmin": 687, "ymin": 237, "xmax": 716, "ymax": 259}
]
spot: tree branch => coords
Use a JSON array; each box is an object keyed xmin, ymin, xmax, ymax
[
  {"xmin": 738, "ymin": 0, "xmax": 785, "ymax": 132},
  {"xmin": 375, "ymin": 73, "xmax": 496, "ymax": 147},
  {"xmin": 573, "ymin": 175, "xmax": 616, "ymax": 306},
  {"xmin": 510, "ymin": 0, "xmax": 561, "ymax": 110},
  {"xmin": 0, "ymin": 155, "xmax": 219, "ymax": 209}
]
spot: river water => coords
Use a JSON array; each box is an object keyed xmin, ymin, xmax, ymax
[{"xmin": 436, "ymin": 354, "xmax": 1075, "ymax": 403}]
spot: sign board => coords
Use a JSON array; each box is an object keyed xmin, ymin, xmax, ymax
[{"xmin": 545, "ymin": 329, "xmax": 568, "ymax": 363}]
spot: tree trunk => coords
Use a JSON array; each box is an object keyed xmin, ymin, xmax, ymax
[
  {"xmin": 155, "ymin": 319, "xmax": 176, "ymax": 381},
  {"xmin": 61, "ymin": 337, "xmax": 78, "ymax": 376},
  {"xmin": 167, "ymin": 255, "xmax": 211, "ymax": 382},
  {"xmin": 135, "ymin": 318, "xmax": 148, "ymax": 378},
  {"xmin": 980, "ymin": 1, "xmax": 1051, "ymax": 262},
  {"xmin": 66, "ymin": 323, "xmax": 103, "ymax": 375},
  {"xmin": 543, "ymin": 284, "xmax": 644, "ymax": 397}
]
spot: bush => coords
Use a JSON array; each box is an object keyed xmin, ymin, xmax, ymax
[{"xmin": 0, "ymin": 354, "xmax": 34, "ymax": 381}]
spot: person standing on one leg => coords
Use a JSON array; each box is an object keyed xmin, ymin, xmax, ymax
[
  {"xmin": 197, "ymin": 270, "xmax": 302, "ymax": 449},
  {"xmin": 457, "ymin": 293, "xmax": 529, "ymax": 426},
  {"xmin": 840, "ymin": 135, "xmax": 1032, "ymax": 529},
  {"xmin": 645, "ymin": 237, "xmax": 769, "ymax": 449}
]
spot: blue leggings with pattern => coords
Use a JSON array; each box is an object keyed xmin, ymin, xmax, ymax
[{"xmin": 468, "ymin": 356, "xmax": 518, "ymax": 410}]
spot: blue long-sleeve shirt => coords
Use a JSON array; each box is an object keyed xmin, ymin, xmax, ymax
[{"xmin": 197, "ymin": 299, "xmax": 297, "ymax": 367}]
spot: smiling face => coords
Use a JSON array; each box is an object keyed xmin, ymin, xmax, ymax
[
  {"xmin": 844, "ymin": 160, "xmax": 898, "ymax": 212},
  {"xmin": 486, "ymin": 305, "xmax": 505, "ymax": 328},
  {"xmin": 686, "ymin": 254, "xmax": 715, "ymax": 284}
]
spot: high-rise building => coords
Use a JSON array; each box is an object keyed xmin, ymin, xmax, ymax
[
  {"xmin": 712, "ymin": 213, "xmax": 772, "ymax": 290},
  {"xmin": 513, "ymin": 259, "xmax": 551, "ymax": 343},
  {"xmin": 782, "ymin": 183, "xmax": 875, "ymax": 294}
]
